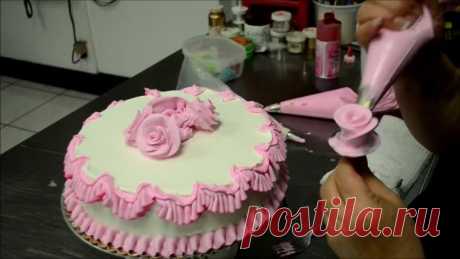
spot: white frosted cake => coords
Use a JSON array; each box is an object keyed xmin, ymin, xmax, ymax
[{"xmin": 63, "ymin": 86, "xmax": 288, "ymax": 257}]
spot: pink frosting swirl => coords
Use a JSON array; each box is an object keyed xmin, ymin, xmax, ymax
[
  {"xmin": 218, "ymin": 90, "xmax": 237, "ymax": 102},
  {"xmin": 182, "ymin": 85, "xmax": 205, "ymax": 96},
  {"xmin": 135, "ymin": 114, "xmax": 181, "ymax": 159},
  {"xmin": 328, "ymin": 104, "xmax": 380, "ymax": 157},
  {"xmin": 144, "ymin": 88, "xmax": 161, "ymax": 98}
]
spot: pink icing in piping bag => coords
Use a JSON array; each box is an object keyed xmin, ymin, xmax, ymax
[
  {"xmin": 264, "ymin": 87, "xmax": 398, "ymax": 119},
  {"xmin": 278, "ymin": 88, "xmax": 356, "ymax": 119},
  {"xmin": 330, "ymin": 6, "xmax": 434, "ymax": 157},
  {"xmin": 357, "ymin": 6, "xmax": 434, "ymax": 109}
]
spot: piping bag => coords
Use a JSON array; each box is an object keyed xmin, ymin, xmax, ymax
[
  {"xmin": 328, "ymin": 5, "xmax": 435, "ymax": 158},
  {"xmin": 264, "ymin": 87, "xmax": 398, "ymax": 119}
]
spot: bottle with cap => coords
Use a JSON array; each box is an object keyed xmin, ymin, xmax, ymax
[
  {"xmin": 315, "ymin": 12, "xmax": 341, "ymax": 79},
  {"xmin": 208, "ymin": 5, "xmax": 225, "ymax": 36}
]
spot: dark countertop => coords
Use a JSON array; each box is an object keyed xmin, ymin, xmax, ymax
[{"xmin": 1, "ymin": 49, "xmax": 362, "ymax": 259}]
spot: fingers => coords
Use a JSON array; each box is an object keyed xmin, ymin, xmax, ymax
[
  {"xmin": 356, "ymin": 0, "xmax": 423, "ymax": 47},
  {"xmin": 333, "ymin": 158, "xmax": 371, "ymax": 200},
  {"xmin": 356, "ymin": 17, "xmax": 384, "ymax": 47},
  {"xmin": 361, "ymin": 173, "xmax": 405, "ymax": 207},
  {"xmin": 320, "ymin": 170, "xmax": 341, "ymax": 205},
  {"xmin": 320, "ymin": 170, "xmax": 343, "ymax": 225}
]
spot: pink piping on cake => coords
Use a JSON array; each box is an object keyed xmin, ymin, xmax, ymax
[
  {"xmin": 106, "ymin": 100, "xmax": 124, "ymax": 109},
  {"xmin": 182, "ymin": 85, "xmax": 205, "ymax": 96},
  {"xmin": 63, "ymin": 166, "xmax": 288, "ymax": 257},
  {"xmin": 145, "ymin": 88, "xmax": 161, "ymax": 98},
  {"xmin": 245, "ymin": 101, "xmax": 264, "ymax": 113},
  {"xmin": 64, "ymin": 96, "xmax": 286, "ymax": 225},
  {"xmin": 83, "ymin": 112, "xmax": 101, "ymax": 125},
  {"xmin": 218, "ymin": 90, "xmax": 237, "ymax": 102}
]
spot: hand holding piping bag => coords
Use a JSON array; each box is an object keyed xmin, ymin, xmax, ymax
[
  {"xmin": 322, "ymin": 1, "xmax": 453, "ymax": 258},
  {"xmin": 329, "ymin": 4, "xmax": 435, "ymax": 158}
]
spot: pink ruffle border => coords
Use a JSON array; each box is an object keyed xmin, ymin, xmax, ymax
[
  {"xmin": 64, "ymin": 88, "xmax": 287, "ymax": 225},
  {"xmin": 63, "ymin": 166, "xmax": 288, "ymax": 257}
]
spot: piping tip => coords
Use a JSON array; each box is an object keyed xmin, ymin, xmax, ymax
[
  {"xmin": 357, "ymin": 91, "xmax": 373, "ymax": 109},
  {"xmin": 264, "ymin": 103, "xmax": 281, "ymax": 113},
  {"xmin": 287, "ymin": 132, "xmax": 306, "ymax": 143}
]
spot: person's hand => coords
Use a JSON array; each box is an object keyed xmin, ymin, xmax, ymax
[
  {"xmin": 356, "ymin": 0, "xmax": 441, "ymax": 47},
  {"xmin": 320, "ymin": 158, "xmax": 424, "ymax": 259}
]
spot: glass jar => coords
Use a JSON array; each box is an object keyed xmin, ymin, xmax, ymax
[{"xmin": 286, "ymin": 31, "xmax": 306, "ymax": 54}]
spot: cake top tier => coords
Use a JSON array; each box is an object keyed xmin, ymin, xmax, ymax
[{"xmin": 64, "ymin": 86, "xmax": 287, "ymax": 224}]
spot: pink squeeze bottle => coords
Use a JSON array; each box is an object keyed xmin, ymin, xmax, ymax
[{"xmin": 358, "ymin": 6, "xmax": 435, "ymax": 109}]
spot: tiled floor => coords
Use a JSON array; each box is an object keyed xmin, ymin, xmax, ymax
[{"xmin": 0, "ymin": 75, "xmax": 98, "ymax": 154}]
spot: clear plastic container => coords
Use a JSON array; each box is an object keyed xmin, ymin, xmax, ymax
[{"xmin": 182, "ymin": 35, "xmax": 246, "ymax": 82}]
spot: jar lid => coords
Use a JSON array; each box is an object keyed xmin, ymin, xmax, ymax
[
  {"xmin": 302, "ymin": 27, "xmax": 317, "ymax": 39},
  {"xmin": 286, "ymin": 31, "xmax": 306, "ymax": 43},
  {"xmin": 271, "ymin": 11, "xmax": 292, "ymax": 22},
  {"xmin": 210, "ymin": 5, "xmax": 224, "ymax": 13},
  {"xmin": 221, "ymin": 27, "xmax": 241, "ymax": 38},
  {"xmin": 270, "ymin": 29, "xmax": 287, "ymax": 38}
]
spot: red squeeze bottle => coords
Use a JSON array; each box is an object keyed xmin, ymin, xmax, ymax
[{"xmin": 315, "ymin": 12, "xmax": 341, "ymax": 79}]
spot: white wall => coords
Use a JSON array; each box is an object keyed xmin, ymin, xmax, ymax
[
  {"xmin": 86, "ymin": 0, "xmax": 215, "ymax": 77},
  {"xmin": 1, "ymin": 0, "xmax": 98, "ymax": 73},
  {"xmin": 1, "ymin": 0, "xmax": 217, "ymax": 77}
]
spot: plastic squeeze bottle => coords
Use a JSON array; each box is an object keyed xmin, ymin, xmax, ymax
[{"xmin": 315, "ymin": 12, "xmax": 341, "ymax": 79}]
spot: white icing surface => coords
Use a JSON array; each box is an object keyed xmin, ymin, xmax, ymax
[
  {"xmin": 82, "ymin": 191, "xmax": 266, "ymax": 237},
  {"xmin": 76, "ymin": 89, "xmax": 271, "ymax": 195}
]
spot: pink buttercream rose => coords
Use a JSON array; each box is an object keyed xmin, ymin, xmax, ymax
[
  {"xmin": 125, "ymin": 96, "xmax": 220, "ymax": 159},
  {"xmin": 328, "ymin": 104, "xmax": 380, "ymax": 157},
  {"xmin": 125, "ymin": 110, "xmax": 149, "ymax": 146},
  {"xmin": 149, "ymin": 97, "xmax": 188, "ymax": 116},
  {"xmin": 148, "ymin": 97, "xmax": 196, "ymax": 140},
  {"xmin": 135, "ymin": 114, "xmax": 181, "ymax": 159},
  {"xmin": 148, "ymin": 96, "xmax": 219, "ymax": 134},
  {"xmin": 187, "ymin": 99, "xmax": 219, "ymax": 131}
]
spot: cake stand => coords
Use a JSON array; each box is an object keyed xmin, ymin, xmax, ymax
[{"xmin": 61, "ymin": 194, "xmax": 239, "ymax": 259}]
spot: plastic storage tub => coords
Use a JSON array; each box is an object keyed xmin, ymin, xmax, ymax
[{"xmin": 182, "ymin": 35, "xmax": 246, "ymax": 82}]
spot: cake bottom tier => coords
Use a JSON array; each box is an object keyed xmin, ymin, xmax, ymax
[{"xmin": 63, "ymin": 170, "xmax": 288, "ymax": 258}]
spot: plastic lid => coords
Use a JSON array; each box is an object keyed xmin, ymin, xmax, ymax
[
  {"xmin": 270, "ymin": 29, "xmax": 287, "ymax": 38},
  {"xmin": 317, "ymin": 12, "xmax": 341, "ymax": 41},
  {"xmin": 271, "ymin": 11, "xmax": 292, "ymax": 22},
  {"xmin": 286, "ymin": 31, "xmax": 306, "ymax": 43},
  {"xmin": 302, "ymin": 27, "xmax": 317, "ymax": 39}
]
